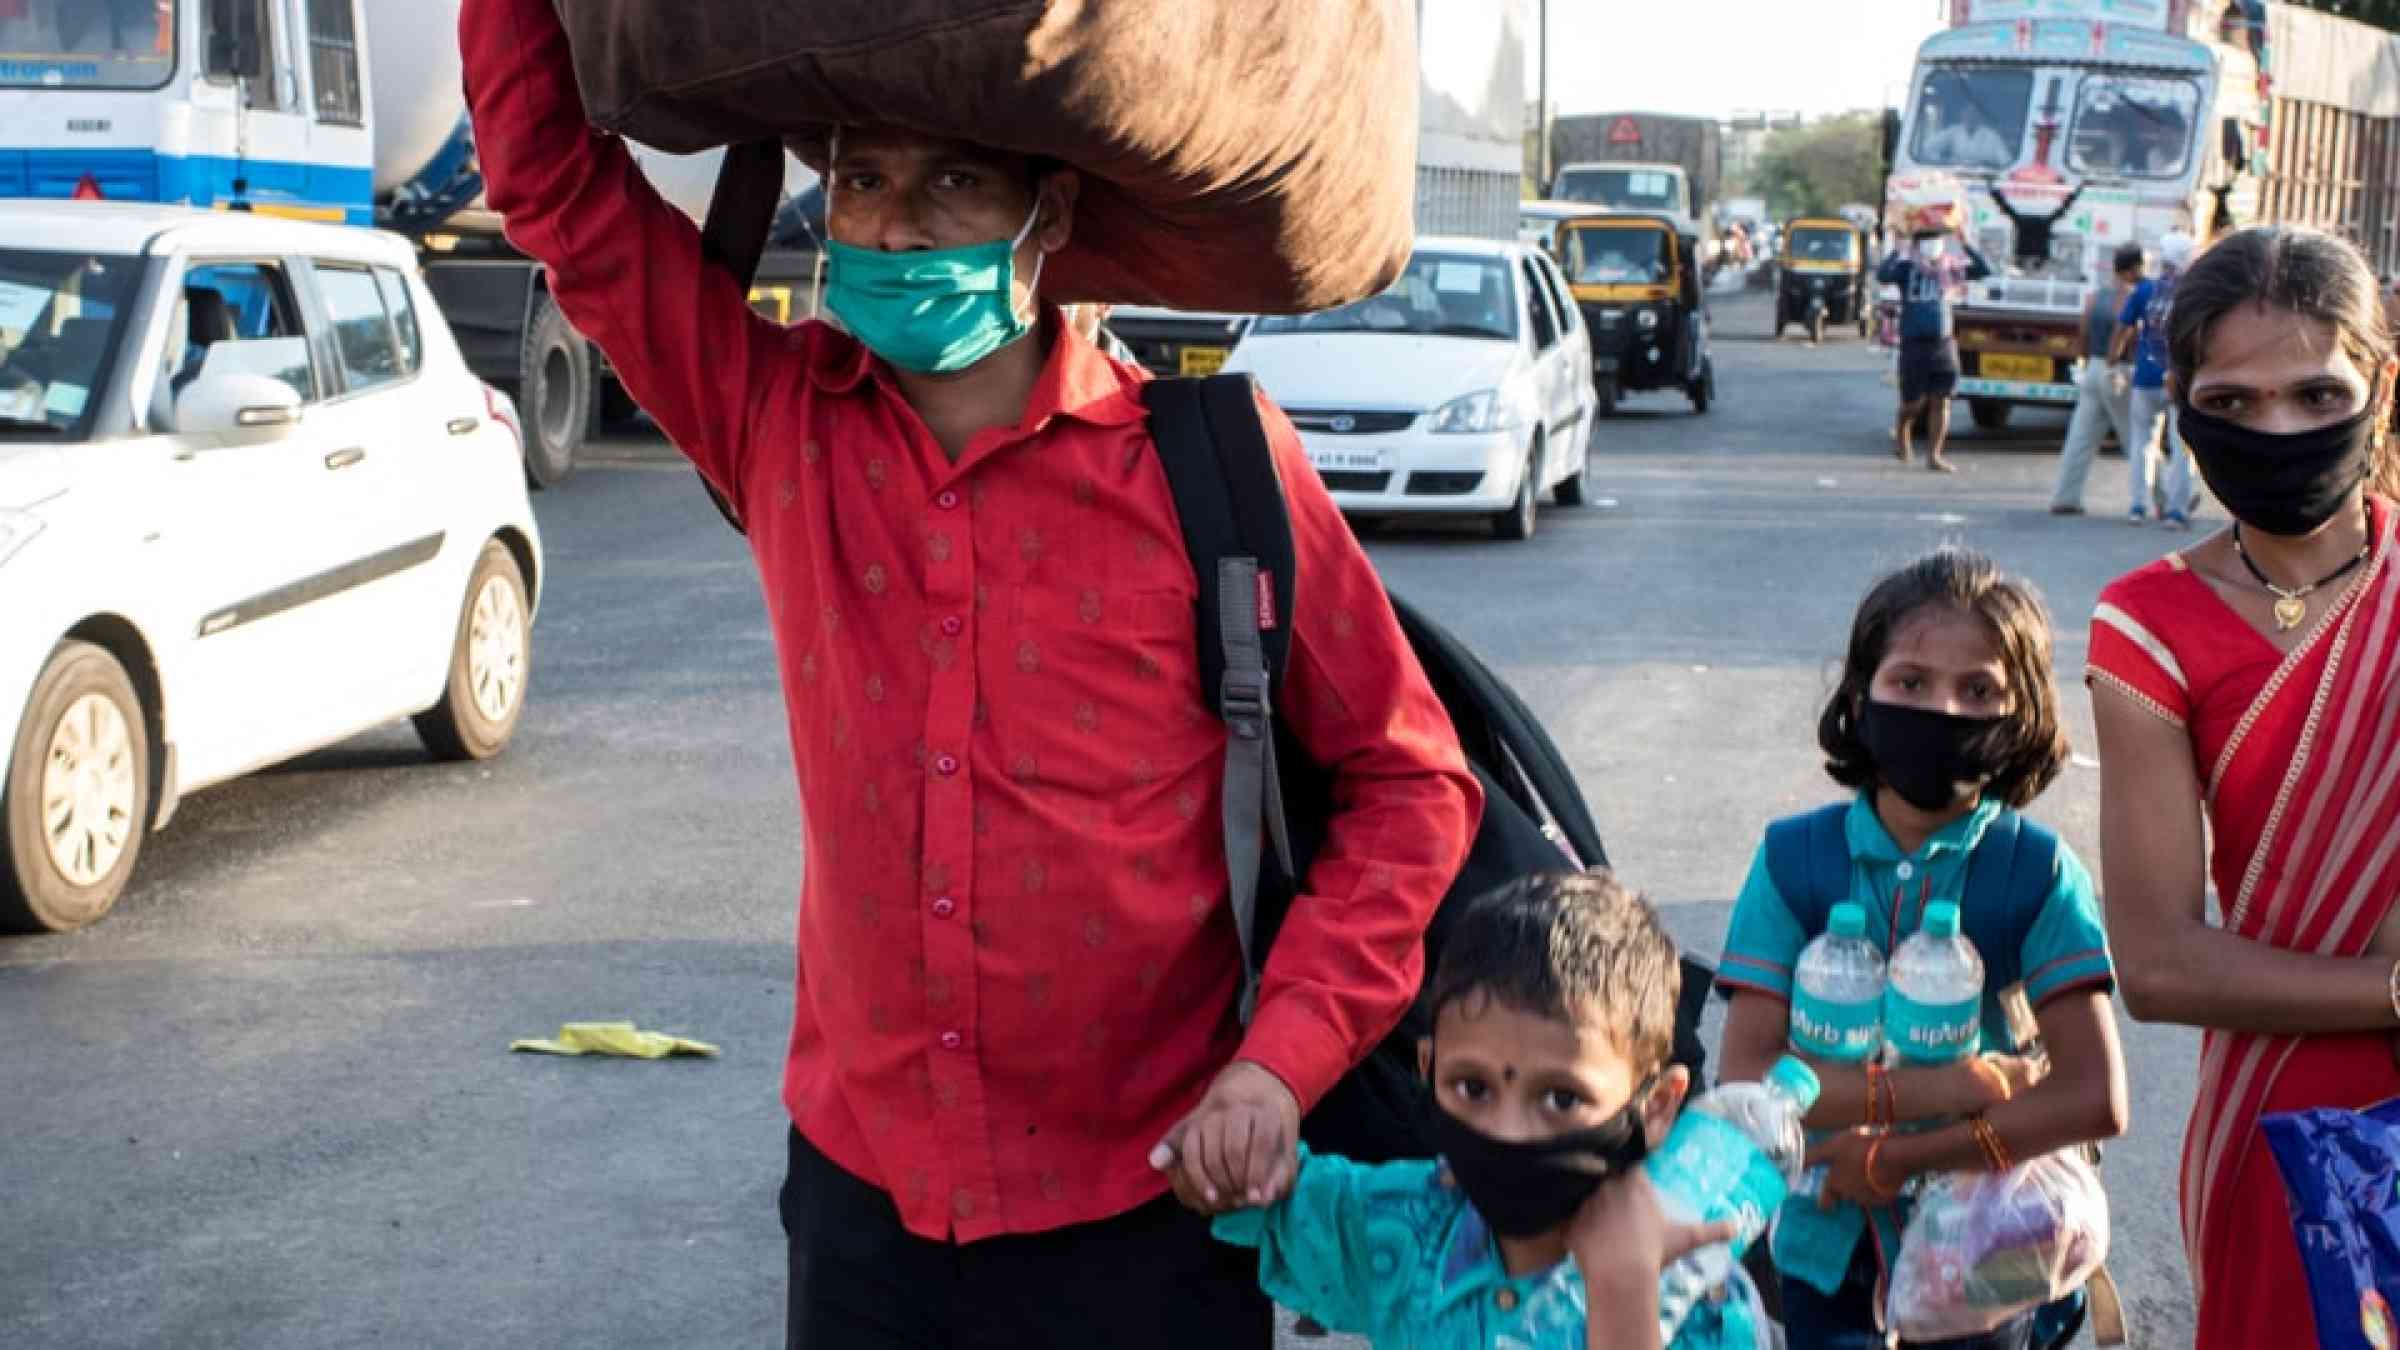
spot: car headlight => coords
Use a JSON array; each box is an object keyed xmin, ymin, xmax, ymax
[
  {"xmin": 1428, "ymin": 388, "xmax": 1533, "ymax": 434},
  {"xmin": 1636, "ymin": 309, "xmax": 1660, "ymax": 330},
  {"xmin": 0, "ymin": 508, "xmax": 43, "ymax": 567}
]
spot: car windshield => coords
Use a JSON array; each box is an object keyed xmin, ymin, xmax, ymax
[
  {"xmin": 1250, "ymin": 253, "xmax": 1517, "ymax": 341},
  {"xmin": 1911, "ymin": 67, "xmax": 2032, "ymax": 169},
  {"xmin": 0, "ymin": 248, "xmax": 143, "ymax": 440},
  {"xmin": 0, "ymin": 0, "xmax": 175, "ymax": 90},
  {"xmin": 1554, "ymin": 168, "xmax": 1682, "ymax": 213},
  {"xmin": 1563, "ymin": 228, "xmax": 1668, "ymax": 284},
  {"xmin": 2069, "ymin": 75, "xmax": 2199, "ymax": 179},
  {"xmin": 1789, "ymin": 228, "xmax": 1853, "ymax": 263}
]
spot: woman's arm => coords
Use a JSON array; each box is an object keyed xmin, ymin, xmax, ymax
[
  {"xmin": 1719, "ymin": 993, "xmax": 2023, "ymax": 1131},
  {"xmin": 2095, "ymin": 683, "xmax": 2400, "ymax": 1033}
]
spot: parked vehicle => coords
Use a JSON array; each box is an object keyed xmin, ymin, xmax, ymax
[
  {"xmin": 1554, "ymin": 212, "xmax": 1715, "ymax": 416},
  {"xmin": 1550, "ymin": 113, "xmax": 1724, "ymax": 265},
  {"xmin": 1776, "ymin": 217, "xmax": 1872, "ymax": 342},
  {"xmin": 1106, "ymin": 307, "xmax": 1251, "ymax": 379},
  {"xmin": 0, "ymin": 0, "xmax": 812, "ymax": 486},
  {"xmin": 1224, "ymin": 237, "xmax": 1595, "ymax": 541},
  {"xmin": 0, "ymin": 202, "xmax": 543, "ymax": 932}
]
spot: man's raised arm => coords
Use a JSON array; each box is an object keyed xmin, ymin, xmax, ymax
[{"xmin": 460, "ymin": 0, "xmax": 779, "ymax": 512}]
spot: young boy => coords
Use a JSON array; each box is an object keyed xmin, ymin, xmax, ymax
[{"xmin": 1214, "ymin": 872, "xmax": 1757, "ymax": 1349}]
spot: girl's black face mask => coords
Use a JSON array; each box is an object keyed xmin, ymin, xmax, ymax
[
  {"xmin": 2176, "ymin": 400, "xmax": 2375, "ymax": 538},
  {"xmin": 1858, "ymin": 698, "xmax": 2009, "ymax": 813},
  {"xmin": 1419, "ymin": 1078, "xmax": 1652, "ymax": 1239}
]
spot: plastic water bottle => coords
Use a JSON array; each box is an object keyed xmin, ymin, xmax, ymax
[
  {"xmin": 1776, "ymin": 903, "xmax": 1888, "ymax": 1282},
  {"xmin": 1790, "ymin": 902, "xmax": 1886, "ymax": 1062},
  {"xmin": 1648, "ymin": 1055, "xmax": 1821, "ymax": 1341},
  {"xmin": 1886, "ymin": 901, "xmax": 1985, "ymax": 1065}
]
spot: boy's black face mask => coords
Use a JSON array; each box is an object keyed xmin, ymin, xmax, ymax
[
  {"xmin": 2175, "ymin": 400, "xmax": 2374, "ymax": 538},
  {"xmin": 1418, "ymin": 1078, "xmax": 1653, "ymax": 1238},
  {"xmin": 1858, "ymin": 698, "xmax": 2009, "ymax": 813}
]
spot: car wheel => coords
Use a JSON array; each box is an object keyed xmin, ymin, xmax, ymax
[
  {"xmin": 1595, "ymin": 376, "xmax": 1618, "ymax": 418},
  {"xmin": 1491, "ymin": 443, "xmax": 1540, "ymax": 541},
  {"xmin": 2, "ymin": 641, "xmax": 150, "ymax": 933},
  {"xmin": 519, "ymin": 294, "xmax": 590, "ymax": 490},
  {"xmin": 414, "ymin": 541, "xmax": 533, "ymax": 762}
]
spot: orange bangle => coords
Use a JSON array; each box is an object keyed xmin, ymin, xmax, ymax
[
  {"xmin": 1968, "ymin": 1114, "xmax": 2016, "ymax": 1173},
  {"xmin": 1864, "ymin": 1062, "xmax": 1887, "ymax": 1128},
  {"xmin": 1863, "ymin": 1131, "xmax": 1901, "ymax": 1200}
]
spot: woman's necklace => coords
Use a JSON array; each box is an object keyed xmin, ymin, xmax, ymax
[{"xmin": 2231, "ymin": 508, "xmax": 2373, "ymax": 631}]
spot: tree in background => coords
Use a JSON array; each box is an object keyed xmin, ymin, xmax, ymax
[{"xmin": 1751, "ymin": 111, "xmax": 1884, "ymax": 221}]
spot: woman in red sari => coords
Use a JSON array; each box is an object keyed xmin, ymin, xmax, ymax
[{"xmin": 2091, "ymin": 225, "xmax": 2400, "ymax": 1348}]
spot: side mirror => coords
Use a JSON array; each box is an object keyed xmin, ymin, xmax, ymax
[
  {"xmin": 204, "ymin": 0, "xmax": 265, "ymax": 82},
  {"xmin": 1882, "ymin": 109, "xmax": 1903, "ymax": 168},
  {"xmin": 2221, "ymin": 116, "xmax": 2247, "ymax": 170},
  {"xmin": 176, "ymin": 373, "xmax": 302, "ymax": 437}
]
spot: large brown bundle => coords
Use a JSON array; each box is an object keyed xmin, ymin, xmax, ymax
[{"xmin": 553, "ymin": 1, "xmax": 1419, "ymax": 313}]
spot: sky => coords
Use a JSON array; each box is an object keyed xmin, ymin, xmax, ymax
[{"xmin": 1526, "ymin": 0, "xmax": 1951, "ymax": 122}]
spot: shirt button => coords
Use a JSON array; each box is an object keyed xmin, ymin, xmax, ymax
[
  {"xmin": 1494, "ymin": 1287, "xmax": 1519, "ymax": 1313},
  {"xmin": 931, "ymin": 896, "xmax": 956, "ymax": 919},
  {"xmin": 941, "ymin": 615, "xmax": 964, "ymax": 637},
  {"xmin": 939, "ymin": 1030, "xmax": 963, "ymax": 1051},
  {"xmin": 1896, "ymin": 861, "xmax": 1916, "ymax": 881},
  {"xmin": 936, "ymin": 490, "xmax": 960, "ymax": 510},
  {"xmin": 934, "ymin": 754, "xmax": 960, "ymax": 776}
]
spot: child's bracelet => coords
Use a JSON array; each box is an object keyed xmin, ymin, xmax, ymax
[
  {"xmin": 2385, "ymin": 957, "xmax": 2400, "ymax": 1024},
  {"xmin": 1968, "ymin": 1114, "xmax": 2016, "ymax": 1173},
  {"xmin": 1864, "ymin": 1061, "xmax": 1889, "ymax": 1128},
  {"xmin": 1862, "ymin": 1131, "xmax": 1901, "ymax": 1200}
]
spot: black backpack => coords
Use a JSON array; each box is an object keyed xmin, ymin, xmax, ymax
[{"xmin": 1140, "ymin": 373, "xmax": 1716, "ymax": 1163}]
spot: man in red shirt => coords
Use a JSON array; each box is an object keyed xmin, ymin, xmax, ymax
[{"xmin": 461, "ymin": 2, "xmax": 1482, "ymax": 1344}]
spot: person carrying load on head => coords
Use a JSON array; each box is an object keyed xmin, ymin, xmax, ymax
[{"xmin": 457, "ymin": 0, "xmax": 1480, "ymax": 1345}]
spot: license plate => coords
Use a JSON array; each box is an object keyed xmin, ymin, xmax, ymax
[
  {"xmin": 1981, "ymin": 353, "xmax": 2051, "ymax": 382},
  {"xmin": 1309, "ymin": 447, "xmax": 1388, "ymax": 472},
  {"xmin": 1179, "ymin": 345, "xmax": 1229, "ymax": 377}
]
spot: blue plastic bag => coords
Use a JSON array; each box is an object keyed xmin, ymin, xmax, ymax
[{"xmin": 2260, "ymin": 1096, "xmax": 2400, "ymax": 1350}]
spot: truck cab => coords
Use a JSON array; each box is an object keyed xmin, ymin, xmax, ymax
[
  {"xmin": 1552, "ymin": 162, "xmax": 1700, "ymax": 233},
  {"xmin": 1893, "ymin": 0, "xmax": 2257, "ymax": 426}
]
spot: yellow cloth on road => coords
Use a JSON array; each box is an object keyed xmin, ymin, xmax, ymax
[{"xmin": 511, "ymin": 1021, "xmax": 718, "ymax": 1059}]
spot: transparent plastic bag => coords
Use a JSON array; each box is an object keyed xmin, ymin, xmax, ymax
[{"xmin": 1885, "ymin": 1151, "xmax": 2110, "ymax": 1340}]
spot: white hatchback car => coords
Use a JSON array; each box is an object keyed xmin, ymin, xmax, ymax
[
  {"xmin": 1224, "ymin": 236, "xmax": 1596, "ymax": 540},
  {"xmin": 0, "ymin": 203, "xmax": 542, "ymax": 932}
]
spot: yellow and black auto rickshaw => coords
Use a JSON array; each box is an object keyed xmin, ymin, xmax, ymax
[
  {"xmin": 1775, "ymin": 217, "xmax": 1871, "ymax": 343},
  {"xmin": 1554, "ymin": 212, "xmax": 1714, "ymax": 416}
]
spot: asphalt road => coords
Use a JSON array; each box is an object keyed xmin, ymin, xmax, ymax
[{"xmin": 2, "ymin": 285, "xmax": 2200, "ymax": 1348}]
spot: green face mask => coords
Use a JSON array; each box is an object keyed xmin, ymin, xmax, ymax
[{"xmin": 824, "ymin": 199, "xmax": 1044, "ymax": 374}]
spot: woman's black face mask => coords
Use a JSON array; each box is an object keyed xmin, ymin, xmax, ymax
[
  {"xmin": 1419, "ymin": 1075, "xmax": 1653, "ymax": 1239},
  {"xmin": 2176, "ymin": 400, "xmax": 2375, "ymax": 538}
]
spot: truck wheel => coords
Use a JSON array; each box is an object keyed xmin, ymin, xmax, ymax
[
  {"xmin": 1689, "ymin": 358, "xmax": 1714, "ymax": 414},
  {"xmin": 519, "ymin": 295, "xmax": 590, "ymax": 490},
  {"xmin": 3, "ymin": 642, "xmax": 151, "ymax": 933},
  {"xmin": 1809, "ymin": 310, "xmax": 1826, "ymax": 346},
  {"xmin": 413, "ymin": 541, "xmax": 533, "ymax": 763},
  {"xmin": 1968, "ymin": 398, "xmax": 2012, "ymax": 431}
]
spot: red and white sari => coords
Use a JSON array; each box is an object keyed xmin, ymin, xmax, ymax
[{"xmin": 2089, "ymin": 494, "xmax": 2400, "ymax": 1348}]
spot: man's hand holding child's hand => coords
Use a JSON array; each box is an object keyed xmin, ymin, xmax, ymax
[{"xmin": 1151, "ymin": 1059, "xmax": 1300, "ymax": 1214}]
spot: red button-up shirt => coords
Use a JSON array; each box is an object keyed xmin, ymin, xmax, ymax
[{"xmin": 464, "ymin": 0, "xmax": 1480, "ymax": 1242}]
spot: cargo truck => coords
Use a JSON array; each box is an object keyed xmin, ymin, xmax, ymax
[
  {"xmin": 1549, "ymin": 112, "xmax": 1724, "ymax": 266},
  {"xmin": 0, "ymin": 0, "xmax": 812, "ymax": 485},
  {"xmin": 1896, "ymin": 0, "xmax": 2396, "ymax": 430}
]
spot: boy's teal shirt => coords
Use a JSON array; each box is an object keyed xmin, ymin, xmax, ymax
[{"xmin": 1213, "ymin": 1146, "xmax": 1762, "ymax": 1349}]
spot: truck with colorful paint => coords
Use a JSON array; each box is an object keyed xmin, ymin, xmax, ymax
[
  {"xmin": 1892, "ymin": 0, "xmax": 2272, "ymax": 429},
  {"xmin": 0, "ymin": 0, "xmax": 811, "ymax": 485}
]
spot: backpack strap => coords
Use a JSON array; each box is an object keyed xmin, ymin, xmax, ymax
[
  {"xmin": 1763, "ymin": 802, "xmax": 1852, "ymax": 933},
  {"xmin": 1141, "ymin": 374, "xmax": 1300, "ymax": 1022},
  {"xmin": 688, "ymin": 140, "xmax": 789, "ymax": 539},
  {"xmin": 1961, "ymin": 808, "xmax": 2059, "ymax": 995}
]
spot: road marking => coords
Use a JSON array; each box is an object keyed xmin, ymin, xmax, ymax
[{"xmin": 1915, "ymin": 512, "xmax": 1970, "ymax": 525}]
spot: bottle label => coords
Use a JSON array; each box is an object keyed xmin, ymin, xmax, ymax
[
  {"xmin": 1885, "ymin": 989, "xmax": 1981, "ymax": 1063},
  {"xmin": 1789, "ymin": 992, "xmax": 1881, "ymax": 1062},
  {"xmin": 1643, "ymin": 1111, "xmax": 1790, "ymax": 1251}
]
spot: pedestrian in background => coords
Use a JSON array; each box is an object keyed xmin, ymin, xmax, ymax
[
  {"xmin": 2050, "ymin": 243, "xmax": 2147, "ymax": 515},
  {"xmin": 2109, "ymin": 230, "xmax": 2197, "ymax": 527},
  {"xmin": 2089, "ymin": 224, "xmax": 2400, "ymax": 1350},
  {"xmin": 1878, "ymin": 229, "xmax": 1994, "ymax": 473}
]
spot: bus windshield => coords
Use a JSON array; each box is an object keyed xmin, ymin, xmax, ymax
[{"xmin": 0, "ymin": 0, "xmax": 175, "ymax": 90}]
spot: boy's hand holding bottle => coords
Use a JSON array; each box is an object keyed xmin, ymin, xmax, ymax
[{"xmin": 1568, "ymin": 1173, "xmax": 1739, "ymax": 1346}]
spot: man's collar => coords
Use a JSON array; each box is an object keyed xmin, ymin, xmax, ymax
[
  {"xmin": 809, "ymin": 306, "xmax": 1147, "ymax": 432},
  {"xmin": 1844, "ymin": 790, "xmax": 2001, "ymax": 863}
]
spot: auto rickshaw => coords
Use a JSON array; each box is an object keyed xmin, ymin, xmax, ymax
[
  {"xmin": 1775, "ymin": 216, "xmax": 1871, "ymax": 343},
  {"xmin": 1553, "ymin": 211, "xmax": 1715, "ymax": 416}
]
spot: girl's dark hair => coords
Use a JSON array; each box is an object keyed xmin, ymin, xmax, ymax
[
  {"xmin": 2166, "ymin": 226, "xmax": 2400, "ymax": 498},
  {"xmin": 1818, "ymin": 547, "xmax": 2070, "ymax": 809}
]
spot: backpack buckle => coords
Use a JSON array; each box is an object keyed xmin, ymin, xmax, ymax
[{"xmin": 1220, "ymin": 667, "xmax": 1271, "ymax": 740}]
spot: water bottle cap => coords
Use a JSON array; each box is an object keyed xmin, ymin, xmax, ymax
[
  {"xmin": 1923, "ymin": 901, "xmax": 1962, "ymax": 938},
  {"xmin": 1828, "ymin": 903, "xmax": 1867, "ymax": 939},
  {"xmin": 1766, "ymin": 1055, "xmax": 1822, "ymax": 1108}
]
